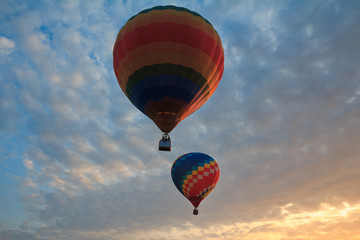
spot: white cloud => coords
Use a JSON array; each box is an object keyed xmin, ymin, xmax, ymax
[
  {"xmin": 23, "ymin": 159, "xmax": 34, "ymax": 170},
  {"xmin": 1, "ymin": 1, "xmax": 360, "ymax": 239},
  {"xmin": 0, "ymin": 36, "xmax": 15, "ymax": 57}
]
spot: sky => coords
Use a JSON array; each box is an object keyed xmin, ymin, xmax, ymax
[{"xmin": 1, "ymin": 0, "xmax": 360, "ymax": 239}]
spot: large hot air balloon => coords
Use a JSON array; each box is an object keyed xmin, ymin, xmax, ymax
[
  {"xmin": 113, "ymin": 6, "xmax": 224, "ymax": 151},
  {"xmin": 171, "ymin": 152, "xmax": 220, "ymax": 215}
]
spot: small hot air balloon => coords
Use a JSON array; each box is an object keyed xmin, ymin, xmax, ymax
[
  {"xmin": 113, "ymin": 6, "xmax": 224, "ymax": 151},
  {"xmin": 171, "ymin": 152, "xmax": 220, "ymax": 215}
]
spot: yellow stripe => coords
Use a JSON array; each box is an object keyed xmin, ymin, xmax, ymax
[
  {"xmin": 114, "ymin": 40, "xmax": 223, "ymax": 92},
  {"xmin": 116, "ymin": 52, "xmax": 219, "ymax": 89},
  {"xmin": 119, "ymin": 42, "xmax": 217, "ymax": 79}
]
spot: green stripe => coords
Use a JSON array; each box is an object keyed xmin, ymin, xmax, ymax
[{"xmin": 129, "ymin": 5, "xmax": 211, "ymax": 25}]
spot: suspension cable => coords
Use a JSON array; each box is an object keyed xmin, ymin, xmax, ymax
[{"xmin": 96, "ymin": 146, "xmax": 157, "ymax": 238}]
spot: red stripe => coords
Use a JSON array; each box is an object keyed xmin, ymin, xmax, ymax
[{"xmin": 114, "ymin": 22, "xmax": 223, "ymax": 70}]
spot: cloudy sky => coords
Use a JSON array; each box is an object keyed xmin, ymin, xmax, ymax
[{"xmin": 1, "ymin": 0, "xmax": 360, "ymax": 239}]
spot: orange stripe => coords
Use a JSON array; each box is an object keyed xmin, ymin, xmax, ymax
[
  {"xmin": 180, "ymin": 62, "xmax": 224, "ymax": 118},
  {"xmin": 115, "ymin": 43, "xmax": 221, "ymax": 88},
  {"xmin": 118, "ymin": 42, "xmax": 215, "ymax": 73}
]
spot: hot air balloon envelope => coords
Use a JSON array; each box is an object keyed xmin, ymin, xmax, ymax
[
  {"xmin": 171, "ymin": 152, "xmax": 220, "ymax": 214},
  {"xmin": 113, "ymin": 6, "xmax": 224, "ymax": 137}
]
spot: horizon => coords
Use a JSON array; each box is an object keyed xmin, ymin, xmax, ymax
[{"xmin": 1, "ymin": 1, "xmax": 360, "ymax": 239}]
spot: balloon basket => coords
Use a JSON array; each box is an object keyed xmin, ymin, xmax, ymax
[{"xmin": 159, "ymin": 133, "xmax": 171, "ymax": 151}]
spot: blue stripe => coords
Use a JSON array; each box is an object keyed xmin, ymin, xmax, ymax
[{"xmin": 127, "ymin": 75, "xmax": 201, "ymax": 113}]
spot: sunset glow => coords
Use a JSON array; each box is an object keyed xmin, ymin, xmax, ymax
[{"xmin": 1, "ymin": 1, "xmax": 359, "ymax": 239}]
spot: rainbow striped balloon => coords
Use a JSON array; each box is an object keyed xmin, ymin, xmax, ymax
[{"xmin": 113, "ymin": 6, "xmax": 224, "ymax": 133}]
